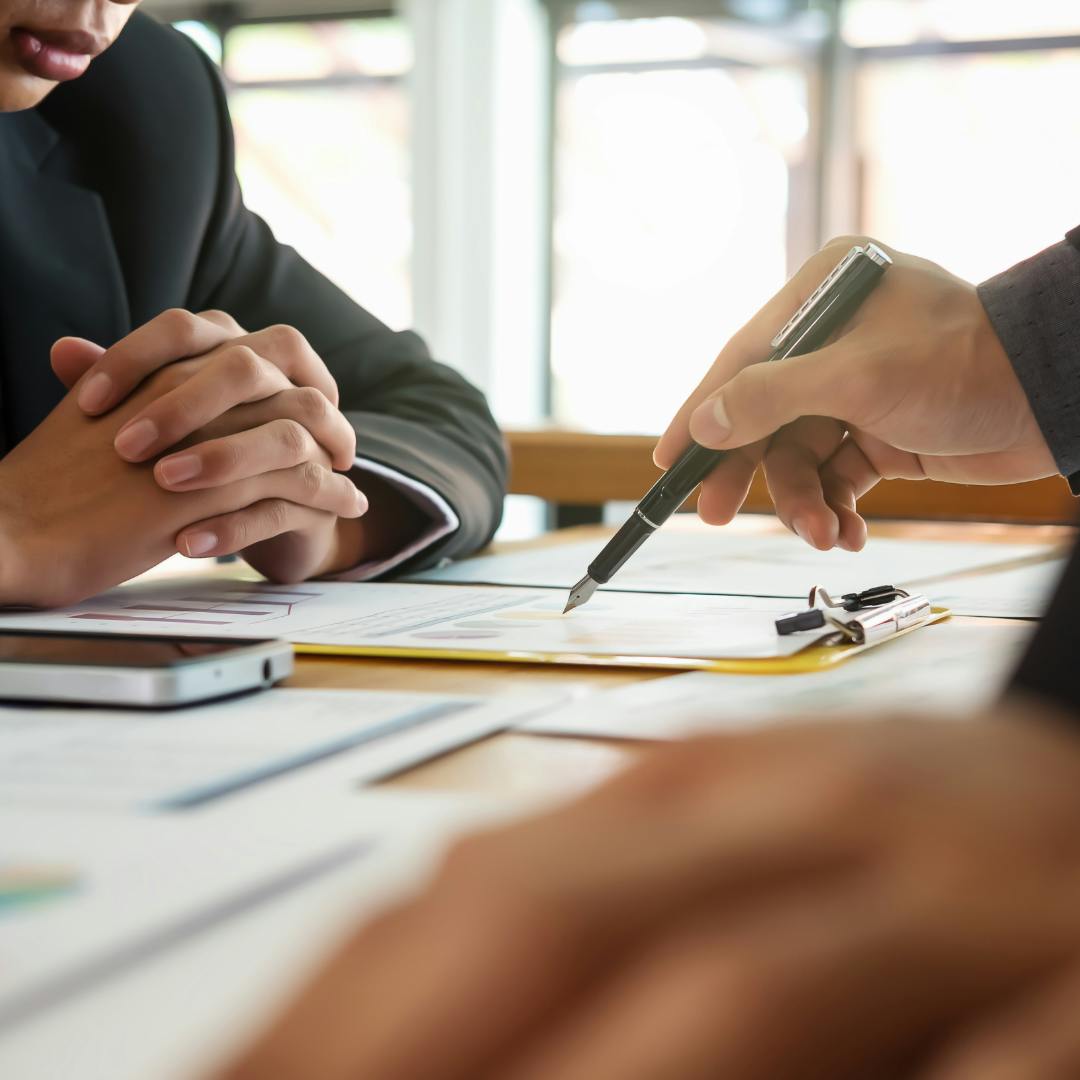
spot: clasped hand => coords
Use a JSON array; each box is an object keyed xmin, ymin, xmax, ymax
[
  {"xmin": 0, "ymin": 309, "xmax": 366, "ymax": 606},
  {"xmin": 223, "ymin": 710, "xmax": 1080, "ymax": 1080}
]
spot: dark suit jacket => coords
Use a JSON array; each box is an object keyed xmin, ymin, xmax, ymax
[
  {"xmin": 0, "ymin": 12, "xmax": 507, "ymax": 570},
  {"xmin": 1013, "ymin": 536, "xmax": 1080, "ymax": 714},
  {"xmin": 978, "ymin": 228, "xmax": 1080, "ymax": 712},
  {"xmin": 979, "ymin": 227, "xmax": 1080, "ymax": 493}
]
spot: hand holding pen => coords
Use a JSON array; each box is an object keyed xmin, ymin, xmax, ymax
[
  {"xmin": 654, "ymin": 238, "xmax": 1053, "ymax": 552},
  {"xmin": 567, "ymin": 238, "xmax": 1056, "ymax": 612},
  {"xmin": 566, "ymin": 241, "xmax": 891, "ymax": 612}
]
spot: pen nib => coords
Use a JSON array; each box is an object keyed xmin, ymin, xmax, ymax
[{"xmin": 563, "ymin": 575, "xmax": 600, "ymax": 614}]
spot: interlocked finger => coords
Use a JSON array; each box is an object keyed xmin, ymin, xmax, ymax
[
  {"xmin": 174, "ymin": 463, "xmax": 366, "ymax": 560},
  {"xmin": 155, "ymin": 419, "xmax": 332, "ymax": 492},
  {"xmin": 113, "ymin": 346, "xmax": 292, "ymax": 462},
  {"xmin": 77, "ymin": 308, "xmax": 245, "ymax": 414},
  {"xmin": 256, "ymin": 463, "xmax": 368, "ymax": 519},
  {"xmin": 177, "ymin": 502, "xmax": 338, "ymax": 560},
  {"xmin": 230, "ymin": 324, "xmax": 339, "ymax": 407},
  {"xmin": 193, "ymin": 386, "xmax": 357, "ymax": 471}
]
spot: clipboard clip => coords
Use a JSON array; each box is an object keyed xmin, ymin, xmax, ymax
[{"xmin": 776, "ymin": 584, "xmax": 933, "ymax": 645}]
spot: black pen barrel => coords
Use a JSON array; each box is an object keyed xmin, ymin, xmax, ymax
[
  {"xmin": 588, "ymin": 513, "xmax": 654, "ymax": 584},
  {"xmin": 571, "ymin": 243, "xmax": 891, "ymax": 600},
  {"xmin": 638, "ymin": 443, "xmax": 726, "ymax": 528},
  {"xmin": 636, "ymin": 253, "xmax": 889, "ymax": 531}
]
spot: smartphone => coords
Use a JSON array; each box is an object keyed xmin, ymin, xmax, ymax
[{"xmin": 0, "ymin": 631, "xmax": 294, "ymax": 708}]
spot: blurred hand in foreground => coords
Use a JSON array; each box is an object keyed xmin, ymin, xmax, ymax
[{"xmin": 221, "ymin": 705, "xmax": 1080, "ymax": 1080}]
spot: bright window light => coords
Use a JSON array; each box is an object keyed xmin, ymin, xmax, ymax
[
  {"xmin": 843, "ymin": 0, "xmax": 1080, "ymax": 47},
  {"xmin": 551, "ymin": 10, "xmax": 814, "ymax": 436},
  {"xmin": 225, "ymin": 19, "xmax": 412, "ymax": 83},
  {"xmin": 174, "ymin": 16, "xmax": 415, "ymax": 333},
  {"xmin": 856, "ymin": 48, "xmax": 1080, "ymax": 284},
  {"xmin": 230, "ymin": 83, "xmax": 412, "ymax": 330},
  {"xmin": 172, "ymin": 20, "xmax": 222, "ymax": 65},
  {"xmin": 558, "ymin": 17, "xmax": 710, "ymax": 65},
  {"xmin": 551, "ymin": 56, "xmax": 808, "ymax": 434}
]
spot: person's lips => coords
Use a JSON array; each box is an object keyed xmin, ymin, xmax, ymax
[{"xmin": 10, "ymin": 27, "xmax": 107, "ymax": 82}]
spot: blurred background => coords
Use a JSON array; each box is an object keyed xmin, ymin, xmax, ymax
[{"xmin": 142, "ymin": 0, "xmax": 1080, "ymax": 530}]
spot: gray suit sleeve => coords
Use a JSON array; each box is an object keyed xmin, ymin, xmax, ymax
[{"xmin": 977, "ymin": 229, "xmax": 1080, "ymax": 493}]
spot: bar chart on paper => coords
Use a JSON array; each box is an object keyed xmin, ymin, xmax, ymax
[
  {"xmin": 0, "ymin": 578, "xmax": 802, "ymax": 663},
  {"xmin": 60, "ymin": 585, "xmax": 323, "ymax": 630}
]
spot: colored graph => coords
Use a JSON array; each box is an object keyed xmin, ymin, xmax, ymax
[
  {"xmin": 68, "ymin": 587, "xmax": 321, "ymax": 628},
  {"xmin": 0, "ymin": 865, "xmax": 80, "ymax": 913}
]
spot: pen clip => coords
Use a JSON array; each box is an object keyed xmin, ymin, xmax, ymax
[{"xmin": 770, "ymin": 242, "xmax": 891, "ymax": 352}]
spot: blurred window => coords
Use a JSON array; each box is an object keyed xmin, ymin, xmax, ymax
[
  {"xmin": 842, "ymin": 0, "xmax": 1080, "ymax": 46},
  {"xmin": 551, "ymin": 3, "xmax": 1080, "ymax": 434},
  {"xmin": 175, "ymin": 17, "xmax": 412, "ymax": 331},
  {"xmin": 174, "ymin": 3, "xmax": 1080, "ymax": 439},
  {"xmin": 846, "ymin": 1, "xmax": 1080, "ymax": 285},
  {"xmin": 550, "ymin": 14, "xmax": 821, "ymax": 434}
]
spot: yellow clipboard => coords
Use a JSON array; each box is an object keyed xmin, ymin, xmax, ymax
[{"xmin": 294, "ymin": 606, "xmax": 950, "ymax": 675}]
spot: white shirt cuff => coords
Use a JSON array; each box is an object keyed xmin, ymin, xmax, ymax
[{"xmin": 329, "ymin": 457, "xmax": 460, "ymax": 582}]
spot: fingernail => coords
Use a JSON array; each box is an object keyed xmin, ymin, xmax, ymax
[
  {"xmin": 157, "ymin": 454, "xmax": 201, "ymax": 486},
  {"xmin": 181, "ymin": 531, "xmax": 218, "ymax": 558},
  {"xmin": 114, "ymin": 418, "xmax": 158, "ymax": 460},
  {"xmin": 355, "ymin": 489, "xmax": 369, "ymax": 515},
  {"xmin": 709, "ymin": 396, "xmax": 731, "ymax": 440},
  {"xmin": 78, "ymin": 372, "xmax": 113, "ymax": 413}
]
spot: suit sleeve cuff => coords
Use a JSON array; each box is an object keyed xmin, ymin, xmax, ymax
[{"xmin": 329, "ymin": 457, "xmax": 460, "ymax": 581}]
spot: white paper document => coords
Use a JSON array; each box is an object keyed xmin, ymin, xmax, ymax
[
  {"xmin": 927, "ymin": 558, "xmax": 1065, "ymax": 618},
  {"xmin": 0, "ymin": 785, "xmax": 508, "ymax": 1064},
  {"xmin": 410, "ymin": 531, "xmax": 1067, "ymax": 617},
  {"xmin": 0, "ymin": 687, "xmax": 547, "ymax": 814},
  {"xmin": 0, "ymin": 682, "xmax": 545, "ymax": 1070},
  {"xmin": 0, "ymin": 810, "xmax": 376, "ymax": 1033},
  {"xmin": 0, "ymin": 579, "xmax": 808, "ymax": 662},
  {"xmin": 524, "ymin": 619, "xmax": 1035, "ymax": 740}
]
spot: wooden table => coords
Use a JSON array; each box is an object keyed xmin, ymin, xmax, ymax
[
  {"xmin": 3, "ymin": 514, "xmax": 1072, "ymax": 1080},
  {"xmin": 283, "ymin": 514, "xmax": 1074, "ymax": 799}
]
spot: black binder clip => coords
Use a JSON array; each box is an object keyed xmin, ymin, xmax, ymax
[
  {"xmin": 777, "ymin": 585, "xmax": 908, "ymax": 636},
  {"xmin": 775, "ymin": 608, "xmax": 828, "ymax": 635},
  {"xmin": 776, "ymin": 584, "xmax": 932, "ymax": 645}
]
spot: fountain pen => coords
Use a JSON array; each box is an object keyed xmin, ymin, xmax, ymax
[{"xmin": 564, "ymin": 242, "xmax": 893, "ymax": 613}]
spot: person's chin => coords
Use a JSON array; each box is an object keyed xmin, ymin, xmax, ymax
[{"xmin": 0, "ymin": 63, "xmax": 58, "ymax": 111}]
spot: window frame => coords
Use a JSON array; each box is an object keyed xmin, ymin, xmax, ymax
[
  {"xmin": 826, "ymin": 5, "xmax": 1080, "ymax": 239},
  {"xmin": 167, "ymin": 6, "xmax": 402, "ymax": 90},
  {"xmin": 161, "ymin": 0, "xmax": 1080, "ymax": 432}
]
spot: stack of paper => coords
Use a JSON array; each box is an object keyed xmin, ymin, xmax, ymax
[
  {"xmin": 0, "ymin": 683, "xmax": 552, "ymax": 1077},
  {"xmin": 524, "ymin": 619, "xmax": 1035, "ymax": 740},
  {"xmin": 411, "ymin": 531, "xmax": 1068, "ymax": 619},
  {"xmin": 0, "ymin": 581, "xmax": 820, "ymax": 666},
  {"xmin": 0, "ymin": 688, "xmax": 550, "ymax": 814}
]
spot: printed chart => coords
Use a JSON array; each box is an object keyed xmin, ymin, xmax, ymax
[{"xmin": 66, "ymin": 586, "xmax": 322, "ymax": 630}]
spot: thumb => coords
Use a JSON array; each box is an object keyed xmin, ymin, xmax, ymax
[
  {"xmin": 688, "ymin": 341, "xmax": 861, "ymax": 450},
  {"xmin": 51, "ymin": 336, "xmax": 106, "ymax": 390}
]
